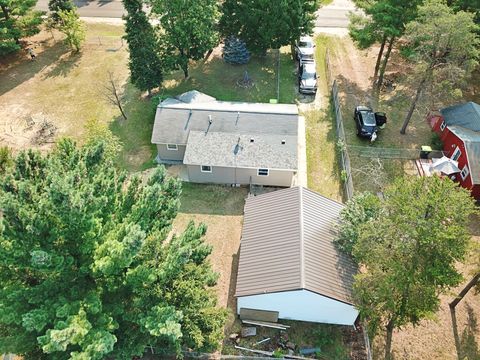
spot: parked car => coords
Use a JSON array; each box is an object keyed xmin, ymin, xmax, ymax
[
  {"xmin": 298, "ymin": 60, "xmax": 317, "ymax": 94},
  {"xmin": 354, "ymin": 106, "xmax": 387, "ymax": 142},
  {"xmin": 295, "ymin": 36, "xmax": 315, "ymax": 62}
]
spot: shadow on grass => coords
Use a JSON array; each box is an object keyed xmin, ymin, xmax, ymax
[
  {"xmin": 179, "ymin": 182, "xmax": 247, "ymax": 216},
  {"xmin": 451, "ymin": 303, "xmax": 480, "ymax": 360},
  {"xmin": 0, "ymin": 41, "xmax": 71, "ymax": 97},
  {"xmin": 43, "ymin": 51, "xmax": 82, "ymax": 79}
]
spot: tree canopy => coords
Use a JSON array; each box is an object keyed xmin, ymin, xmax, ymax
[
  {"xmin": 123, "ymin": 0, "xmax": 164, "ymax": 93},
  {"xmin": 219, "ymin": 0, "xmax": 317, "ymax": 55},
  {"xmin": 0, "ymin": 0, "xmax": 43, "ymax": 56},
  {"xmin": 0, "ymin": 138, "xmax": 225, "ymax": 358},
  {"xmin": 400, "ymin": 0, "xmax": 479, "ymax": 133},
  {"xmin": 350, "ymin": 176, "xmax": 476, "ymax": 359},
  {"xmin": 149, "ymin": 0, "xmax": 219, "ymax": 78}
]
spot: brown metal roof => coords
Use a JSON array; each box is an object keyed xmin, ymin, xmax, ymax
[{"xmin": 235, "ymin": 187, "xmax": 357, "ymax": 305}]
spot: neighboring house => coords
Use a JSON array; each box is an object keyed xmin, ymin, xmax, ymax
[
  {"xmin": 429, "ymin": 101, "xmax": 480, "ymax": 200},
  {"xmin": 151, "ymin": 90, "xmax": 298, "ymax": 187},
  {"xmin": 235, "ymin": 187, "xmax": 359, "ymax": 325}
]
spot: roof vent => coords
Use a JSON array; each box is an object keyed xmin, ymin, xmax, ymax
[
  {"xmin": 281, "ymin": 139, "xmax": 286, "ymax": 145},
  {"xmin": 208, "ymin": 115, "xmax": 212, "ymax": 124},
  {"xmin": 250, "ymin": 138, "xmax": 254, "ymax": 143}
]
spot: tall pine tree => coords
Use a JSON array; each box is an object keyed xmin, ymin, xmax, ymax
[
  {"xmin": 123, "ymin": 0, "xmax": 163, "ymax": 94},
  {"xmin": 0, "ymin": 139, "xmax": 226, "ymax": 358}
]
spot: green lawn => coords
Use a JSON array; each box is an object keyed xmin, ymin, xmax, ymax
[{"xmin": 304, "ymin": 35, "xmax": 343, "ymax": 201}]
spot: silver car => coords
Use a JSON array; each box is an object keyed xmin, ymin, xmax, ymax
[
  {"xmin": 295, "ymin": 36, "xmax": 315, "ymax": 61},
  {"xmin": 299, "ymin": 60, "xmax": 317, "ymax": 94}
]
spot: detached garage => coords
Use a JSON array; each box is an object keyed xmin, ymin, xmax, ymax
[{"xmin": 235, "ymin": 187, "xmax": 359, "ymax": 326}]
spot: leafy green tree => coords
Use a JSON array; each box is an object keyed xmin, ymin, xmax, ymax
[
  {"xmin": 400, "ymin": 0, "xmax": 479, "ymax": 134},
  {"xmin": 123, "ymin": 0, "xmax": 164, "ymax": 94},
  {"xmin": 349, "ymin": 0, "xmax": 421, "ymax": 93},
  {"xmin": 219, "ymin": 0, "xmax": 317, "ymax": 56},
  {"xmin": 351, "ymin": 176, "xmax": 476, "ymax": 359},
  {"xmin": 149, "ymin": 0, "xmax": 219, "ymax": 78},
  {"xmin": 48, "ymin": 0, "xmax": 74, "ymax": 23},
  {"xmin": 448, "ymin": 0, "xmax": 480, "ymax": 25},
  {"xmin": 0, "ymin": 0, "xmax": 43, "ymax": 56},
  {"xmin": 57, "ymin": 9, "xmax": 85, "ymax": 52},
  {"xmin": 335, "ymin": 192, "xmax": 381, "ymax": 257},
  {"xmin": 0, "ymin": 139, "xmax": 226, "ymax": 358}
]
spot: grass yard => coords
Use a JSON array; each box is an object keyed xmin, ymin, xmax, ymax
[
  {"xmin": 304, "ymin": 35, "xmax": 343, "ymax": 201},
  {"xmin": 0, "ymin": 24, "xmax": 298, "ymax": 171}
]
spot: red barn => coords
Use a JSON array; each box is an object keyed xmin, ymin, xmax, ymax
[{"xmin": 428, "ymin": 102, "xmax": 480, "ymax": 200}]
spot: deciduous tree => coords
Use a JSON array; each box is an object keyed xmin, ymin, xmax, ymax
[
  {"xmin": 351, "ymin": 176, "xmax": 476, "ymax": 360},
  {"xmin": 0, "ymin": 138, "xmax": 226, "ymax": 358},
  {"xmin": 57, "ymin": 9, "xmax": 85, "ymax": 52},
  {"xmin": 123, "ymin": 0, "xmax": 164, "ymax": 94},
  {"xmin": 400, "ymin": 0, "xmax": 479, "ymax": 134},
  {"xmin": 48, "ymin": 0, "xmax": 74, "ymax": 23},
  {"xmin": 219, "ymin": 0, "xmax": 317, "ymax": 56},
  {"xmin": 149, "ymin": 0, "xmax": 219, "ymax": 78},
  {"xmin": 0, "ymin": 0, "xmax": 43, "ymax": 56}
]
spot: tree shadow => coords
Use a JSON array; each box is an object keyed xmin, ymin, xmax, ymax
[
  {"xmin": 451, "ymin": 303, "xmax": 480, "ymax": 359},
  {"xmin": 0, "ymin": 41, "xmax": 71, "ymax": 96},
  {"xmin": 42, "ymin": 51, "xmax": 82, "ymax": 79}
]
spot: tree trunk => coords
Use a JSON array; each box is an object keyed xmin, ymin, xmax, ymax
[
  {"xmin": 1, "ymin": 4, "xmax": 9, "ymax": 20},
  {"xmin": 449, "ymin": 273, "xmax": 480, "ymax": 309},
  {"xmin": 384, "ymin": 319, "xmax": 395, "ymax": 360},
  {"xmin": 373, "ymin": 35, "xmax": 387, "ymax": 85},
  {"xmin": 400, "ymin": 75, "xmax": 428, "ymax": 134},
  {"xmin": 375, "ymin": 36, "xmax": 395, "ymax": 95}
]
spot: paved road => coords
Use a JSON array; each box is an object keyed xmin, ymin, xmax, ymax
[
  {"xmin": 37, "ymin": 0, "xmax": 359, "ymax": 25},
  {"xmin": 36, "ymin": 0, "xmax": 125, "ymax": 18},
  {"xmin": 316, "ymin": 0, "xmax": 359, "ymax": 28}
]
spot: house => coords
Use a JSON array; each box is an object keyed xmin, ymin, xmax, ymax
[
  {"xmin": 235, "ymin": 187, "xmax": 359, "ymax": 325},
  {"xmin": 429, "ymin": 101, "xmax": 480, "ymax": 199},
  {"xmin": 151, "ymin": 90, "xmax": 299, "ymax": 187}
]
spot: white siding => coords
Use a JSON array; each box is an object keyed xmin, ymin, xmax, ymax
[{"xmin": 237, "ymin": 289, "xmax": 358, "ymax": 326}]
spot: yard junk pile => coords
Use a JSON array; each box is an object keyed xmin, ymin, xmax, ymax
[
  {"xmin": 223, "ymin": 36, "xmax": 251, "ymax": 65},
  {"xmin": 227, "ymin": 319, "xmax": 368, "ymax": 359},
  {"xmin": 237, "ymin": 70, "xmax": 255, "ymax": 88}
]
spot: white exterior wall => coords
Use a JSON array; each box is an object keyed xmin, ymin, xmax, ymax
[{"xmin": 237, "ymin": 289, "xmax": 358, "ymax": 326}]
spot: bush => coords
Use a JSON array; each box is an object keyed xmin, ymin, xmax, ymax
[
  {"xmin": 431, "ymin": 132, "xmax": 444, "ymax": 150},
  {"xmin": 335, "ymin": 192, "xmax": 382, "ymax": 257}
]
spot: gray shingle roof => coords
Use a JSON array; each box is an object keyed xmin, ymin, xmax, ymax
[
  {"xmin": 235, "ymin": 187, "xmax": 357, "ymax": 305},
  {"xmin": 441, "ymin": 102, "xmax": 480, "ymax": 132},
  {"xmin": 449, "ymin": 126, "xmax": 480, "ymax": 184},
  {"xmin": 183, "ymin": 131, "xmax": 297, "ymax": 170},
  {"xmin": 151, "ymin": 94, "xmax": 298, "ymax": 145}
]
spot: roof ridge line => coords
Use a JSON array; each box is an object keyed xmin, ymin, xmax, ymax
[{"xmin": 299, "ymin": 186, "xmax": 305, "ymax": 289}]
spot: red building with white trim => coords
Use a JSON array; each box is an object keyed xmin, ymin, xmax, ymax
[{"xmin": 428, "ymin": 102, "xmax": 480, "ymax": 200}]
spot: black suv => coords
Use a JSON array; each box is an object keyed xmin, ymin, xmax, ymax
[{"xmin": 354, "ymin": 106, "xmax": 387, "ymax": 141}]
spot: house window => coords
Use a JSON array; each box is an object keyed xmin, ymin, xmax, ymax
[
  {"xmin": 167, "ymin": 144, "xmax": 178, "ymax": 151},
  {"xmin": 451, "ymin": 147, "xmax": 461, "ymax": 161},
  {"xmin": 201, "ymin": 165, "xmax": 212, "ymax": 173},
  {"xmin": 460, "ymin": 165, "xmax": 470, "ymax": 181},
  {"xmin": 258, "ymin": 168, "xmax": 269, "ymax": 176},
  {"xmin": 440, "ymin": 121, "xmax": 446, "ymax": 131}
]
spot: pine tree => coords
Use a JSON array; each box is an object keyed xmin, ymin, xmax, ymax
[
  {"xmin": 0, "ymin": 138, "xmax": 226, "ymax": 358},
  {"xmin": 123, "ymin": 0, "xmax": 164, "ymax": 94},
  {"xmin": 223, "ymin": 36, "xmax": 250, "ymax": 65},
  {"xmin": 0, "ymin": 0, "xmax": 43, "ymax": 56}
]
